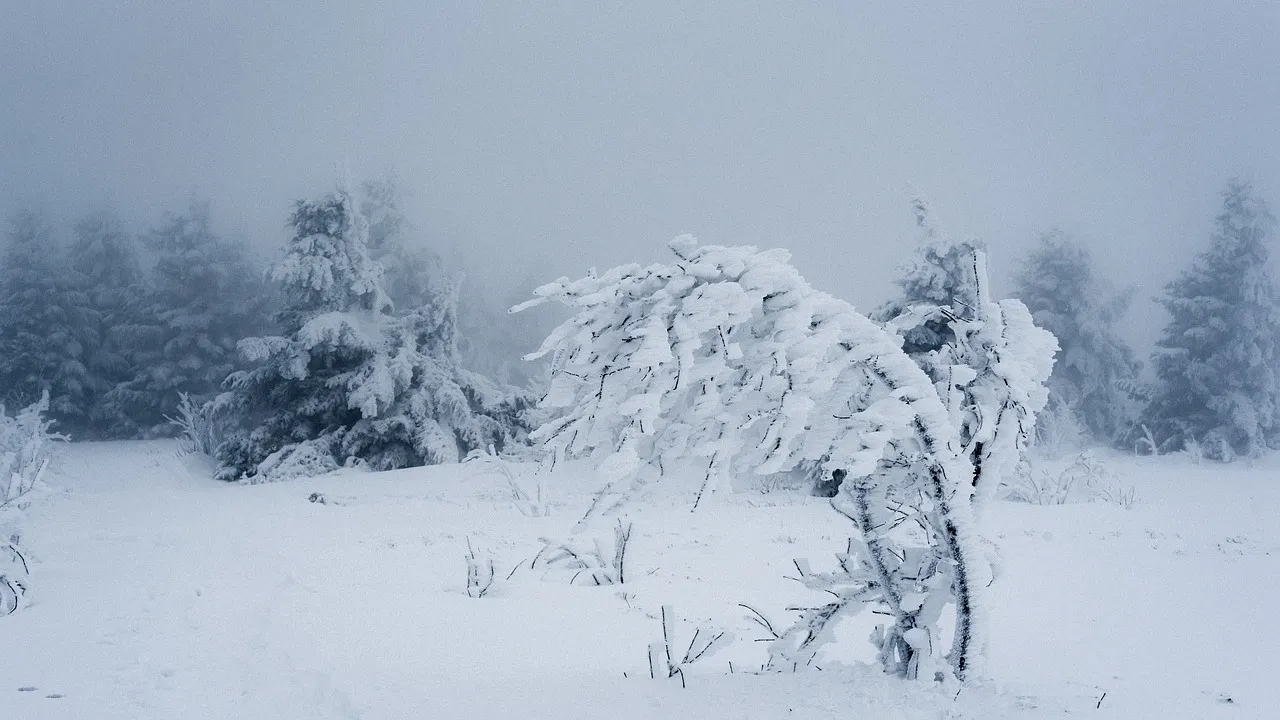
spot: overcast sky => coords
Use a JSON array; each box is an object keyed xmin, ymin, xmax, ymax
[{"xmin": 3, "ymin": 1, "xmax": 1277, "ymax": 349}]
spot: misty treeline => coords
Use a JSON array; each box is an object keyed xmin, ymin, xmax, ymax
[
  {"xmin": 1016, "ymin": 180, "xmax": 1280, "ymax": 461},
  {"xmin": 0, "ymin": 176, "xmax": 558, "ymax": 480},
  {"xmin": 0, "ymin": 178, "xmax": 1276, "ymax": 475}
]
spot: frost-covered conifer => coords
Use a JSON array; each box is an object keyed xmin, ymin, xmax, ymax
[
  {"xmin": 67, "ymin": 211, "xmax": 147, "ymax": 437},
  {"xmin": 516, "ymin": 235, "xmax": 1055, "ymax": 680},
  {"xmin": 216, "ymin": 182, "xmax": 530, "ymax": 481},
  {"xmin": 104, "ymin": 201, "xmax": 268, "ymax": 437},
  {"xmin": 0, "ymin": 210, "xmax": 92, "ymax": 432},
  {"xmin": 1012, "ymin": 231, "xmax": 1141, "ymax": 446},
  {"xmin": 1140, "ymin": 181, "xmax": 1280, "ymax": 460},
  {"xmin": 215, "ymin": 185, "xmax": 396, "ymax": 479},
  {"xmin": 338, "ymin": 274, "xmax": 534, "ymax": 471}
]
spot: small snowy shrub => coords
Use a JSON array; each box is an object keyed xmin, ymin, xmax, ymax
[
  {"xmin": 252, "ymin": 437, "xmax": 341, "ymax": 483},
  {"xmin": 0, "ymin": 392, "xmax": 59, "ymax": 521},
  {"xmin": 1182, "ymin": 437, "xmax": 1205, "ymax": 464},
  {"xmin": 1134, "ymin": 424, "xmax": 1160, "ymax": 457},
  {"xmin": 533, "ymin": 521, "xmax": 633, "ymax": 586},
  {"xmin": 0, "ymin": 540, "xmax": 29, "ymax": 616},
  {"xmin": 1003, "ymin": 462, "xmax": 1076, "ymax": 506},
  {"xmin": 1004, "ymin": 452, "xmax": 1134, "ymax": 508},
  {"xmin": 648, "ymin": 605, "xmax": 735, "ymax": 686},
  {"xmin": 1032, "ymin": 398, "xmax": 1088, "ymax": 457},
  {"xmin": 0, "ymin": 392, "xmax": 62, "ymax": 617},
  {"xmin": 168, "ymin": 392, "xmax": 234, "ymax": 457}
]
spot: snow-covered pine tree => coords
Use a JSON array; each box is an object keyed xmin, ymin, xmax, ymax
[
  {"xmin": 338, "ymin": 271, "xmax": 535, "ymax": 471},
  {"xmin": 0, "ymin": 210, "xmax": 93, "ymax": 433},
  {"xmin": 215, "ymin": 181, "xmax": 531, "ymax": 481},
  {"xmin": 1139, "ymin": 180, "xmax": 1280, "ymax": 460},
  {"xmin": 1012, "ymin": 230, "xmax": 1141, "ymax": 447},
  {"xmin": 514, "ymin": 235, "xmax": 1055, "ymax": 680},
  {"xmin": 215, "ymin": 185, "xmax": 397, "ymax": 479},
  {"xmin": 873, "ymin": 199, "xmax": 1056, "ymax": 511},
  {"xmin": 67, "ymin": 211, "xmax": 147, "ymax": 438},
  {"xmin": 104, "ymin": 200, "xmax": 268, "ymax": 437}
]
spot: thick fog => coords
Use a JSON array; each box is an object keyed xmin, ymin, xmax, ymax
[{"xmin": 3, "ymin": 1, "xmax": 1278, "ymax": 349}]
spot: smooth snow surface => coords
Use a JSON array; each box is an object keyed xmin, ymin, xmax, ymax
[{"xmin": 2, "ymin": 441, "xmax": 1277, "ymax": 718}]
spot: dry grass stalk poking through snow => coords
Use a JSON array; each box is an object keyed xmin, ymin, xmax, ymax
[
  {"xmin": 647, "ymin": 605, "xmax": 735, "ymax": 687},
  {"xmin": 464, "ymin": 537, "xmax": 496, "ymax": 599},
  {"xmin": 533, "ymin": 521, "xmax": 633, "ymax": 586},
  {"xmin": 463, "ymin": 445, "xmax": 549, "ymax": 517}
]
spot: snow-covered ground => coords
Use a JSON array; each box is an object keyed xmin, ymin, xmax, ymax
[{"xmin": 2, "ymin": 441, "xmax": 1277, "ymax": 719}]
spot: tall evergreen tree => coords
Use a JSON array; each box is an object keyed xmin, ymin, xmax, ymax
[
  {"xmin": 1140, "ymin": 181, "xmax": 1280, "ymax": 460},
  {"xmin": 1013, "ymin": 231, "xmax": 1141, "ymax": 446},
  {"xmin": 0, "ymin": 210, "xmax": 92, "ymax": 432},
  {"xmin": 68, "ymin": 211, "xmax": 146, "ymax": 437},
  {"xmin": 216, "ymin": 183, "xmax": 529, "ymax": 481},
  {"xmin": 105, "ymin": 200, "xmax": 268, "ymax": 436}
]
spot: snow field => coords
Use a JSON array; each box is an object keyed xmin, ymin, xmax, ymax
[{"xmin": 1, "ymin": 441, "xmax": 1277, "ymax": 718}]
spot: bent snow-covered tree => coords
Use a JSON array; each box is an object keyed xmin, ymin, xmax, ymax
[{"xmin": 514, "ymin": 235, "xmax": 1054, "ymax": 680}]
